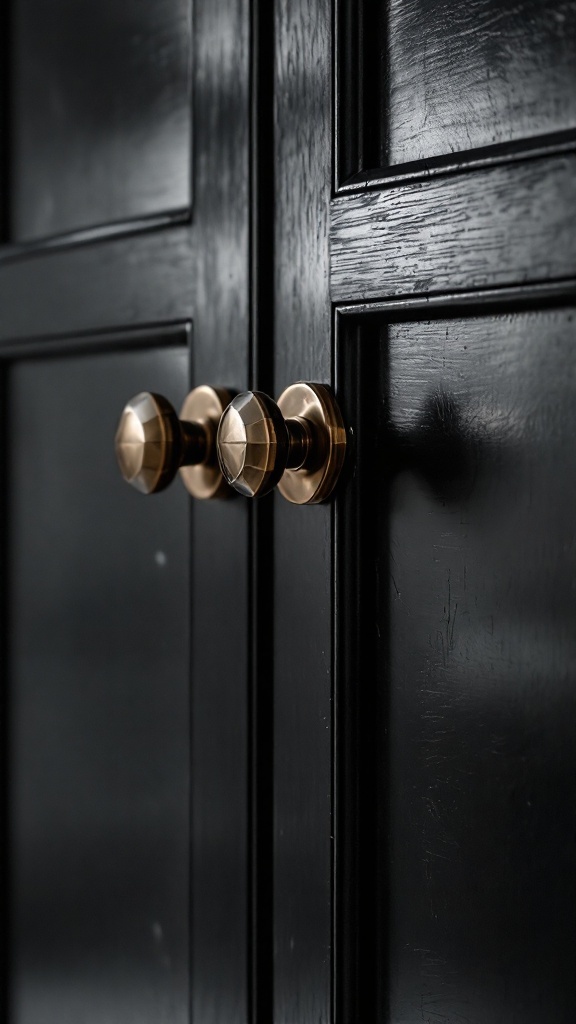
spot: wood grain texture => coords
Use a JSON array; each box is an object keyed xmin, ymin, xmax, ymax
[
  {"xmin": 11, "ymin": 0, "xmax": 191, "ymax": 241},
  {"xmin": 188, "ymin": 3, "xmax": 251, "ymax": 1023},
  {"xmin": 331, "ymin": 154, "xmax": 576, "ymax": 302},
  {"xmin": 0, "ymin": 227, "xmax": 194, "ymax": 343},
  {"xmin": 385, "ymin": 0, "xmax": 576, "ymax": 167},
  {"xmin": 274, "ymin": 1, "xmax": 334, "ymax": 1021},
  {"xmin": 0, "ymin": 3, "xmax": 252, "ymax": 1022},
  {"xmin": 380, "ymin": 309, "xmax": 576, "ymax": 1021}
]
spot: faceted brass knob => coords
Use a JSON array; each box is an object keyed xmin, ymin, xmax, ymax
[
  {"xmin": 217, "ymin": 383, "xmax": 346, "ymax": 504},
  {"xmin": 115, "ymin": 386, "xmax": 233, "ymax": 499}
]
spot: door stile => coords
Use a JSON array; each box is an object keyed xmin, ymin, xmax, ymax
[
  {"xmin": 189, "ymin": 1, "xmax": 252, "ymax": 1022},
  {"xmin": 273, "ymin": 1, "xmax": 334, "ymax": 1021}
]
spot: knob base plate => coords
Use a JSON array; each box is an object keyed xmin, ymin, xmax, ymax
[
  {"xmin": 180, "ymin": 386, "xmax": 234, "ymax": 499},
  {"xmin": 277, "ymin": 383, "xmax": 346, "ymax": 504}
]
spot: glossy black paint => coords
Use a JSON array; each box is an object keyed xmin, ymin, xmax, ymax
[
  {"xmin": 331, "ymin": 154, "xmax": 576, "ymax": 302},
  {"xmin": 188, "ymin": 4, "xmax": 250, "ymax": 1021},
  {"xmin": 1, "ymin": 1, "xmax": 252, "ymax": 1022},
  {"xmin": 382, "ymin": 309, "xmax": 576, "ymax": 1021},
  {"xmin": 384, "ymin": 0, "xmax": 576, "ymax": 166},
  {"xmin": 274, "ymin": 2, "xmax": 333, "ymax": 1021},
  {"xmin": 1, "ymin": 1, "xmax": 575, "ymax": 1022},
  {"xmin": 338, "ymin": 302, "xmax": 576, "ymax": 1022},
  {"xmin": 337, "ymin": 0, "xmax": 576, "ymax": 183},
  {"xmin": 10, "ymin": 0, "xmax": 191, "ymax": 241},
  {"xmin": 8, "ymin": 341, "xmax": 191, "ymax": 1024},
  {"xmin": 332, "ymin": 0, "xmax": 576, "ymax": 1020}
]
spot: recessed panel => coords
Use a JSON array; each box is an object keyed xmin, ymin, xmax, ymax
[
  {"xmin": 8, "ymin": 341, "xmax": 190, "ymax": 1023},
  {"xmin": 387, "ymin": 0, "xmax": 576, "ymax": 166},
  {"xmin": 341, "ymin": 0, "xmax": 576, "ymax": 174},
  {"xmin": 11, "ymin": 0, "xmax": 191, "ymax": 241},
  {"xmin": 368, "ymin": 308, "xmax": 576, "ymax": 1020}
]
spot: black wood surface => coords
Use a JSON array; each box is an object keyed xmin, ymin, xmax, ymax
[
  {"xmin": 384, "ymin": 306, "xmax": 576, "ymax": 1021},
  {"xmin": 273, "ymin": 2, "xmax": 334, "ymax": 1021},
  {"xmin": 337, "ymin": 300, "xmax": 576, "ymax": 1022},
  {"xmin": 8, "ymin": 341, "xmax": 190, "ymax": 1024},
  {"xmin": 336, "ymin": 0, "xmax": 576, "ymax": 182},
  {"xmin": 10, "ymin": 0, "xmax": 191, "ymax": 241},
  {"xmin": 384, "ymin": 0, "xmax": 576, "ymax": 167},
  {"xmin": 0, "ymin": 1, "xmax": 252, "ymax": 1022},
  {"xmin": 2, "ymin": 2, "xmax": 575, "ymax": 1022},
  {"xmin": 331, "ymin": 2, "xmax": 576, "ymax": 1022},
  {"xmin": 331, "ymin": 154, "xmax": 576, "ymax": 302},
  {"xmin": 0, "ymin": 228, "xmax": 194, "ymax": 342},
  {"xmin": 188, "ymin": 4, "xmax": 250, "ymax": 1022}
]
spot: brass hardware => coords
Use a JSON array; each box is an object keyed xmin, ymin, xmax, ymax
[
  {"xmin": 216, "ymin": 382, "xmax": 346, "ymax": 504},
  {"xmin": 115, "ymin": 386, "xmax": 232, "ymax": 499}
]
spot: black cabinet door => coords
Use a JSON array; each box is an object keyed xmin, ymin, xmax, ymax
[
  {"xmin": 1, "ymin": 2, "xmax": 252, "ymax": 1022},
  {"xmin": 271, "ymin": 2, "xmax": 575, "ymax": 1023},
  {"xmin": 1, "ymin": 2, "xmax": 575, "ymax": 1023}
]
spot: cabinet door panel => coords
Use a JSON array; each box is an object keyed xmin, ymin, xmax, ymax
[
  {"xmin": 338, "ymin": 0, "xmax": 576, "ymax": 179},
  {"xmin": 366, "ymin": 307, "xmax": 576, "ymax": 1021},
  {"xmin": 385, "ymin": 0, "xmax": 576, "ymax": 165},
  {"xmin": 8, "ymin": 340, "xmax": 190, "ymax": 1024},
  {"xmin": 11, "ymin": 0, "xmax": 191, "ymax": 241}
]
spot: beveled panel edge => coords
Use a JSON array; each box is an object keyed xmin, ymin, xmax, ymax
[
  {"xmin": 0, "ymin": 224, "xmax": 194, "ymax": 344},
  {"xmin": 330, "ymin": 154, "xmax": 576, "ymax": 303},
  {"xmin": 0, "ymin": 208, "xmax": 191, "ymax": 266},
  {"xmin": 334, "ymin": 280, "xmax": 576, "ymax": 320},
  {"xmin": 0, "ymin": 320, "xmax": 191, "ymax": 361},
  {"xmin": 336, "ymin": 129, "xmax": 576, "ymax": 196},
  {"xmin": 332, "ymin": 306, "xmax": 382, "ymax": 1024}
]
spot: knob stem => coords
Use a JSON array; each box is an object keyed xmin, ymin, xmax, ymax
[
  {"xmin": 286, "ymin": 416, "xmax": 315, "ymax": 471},
  {"xmin": 181, "ymin": 420, "xmax": 209, "ymax": 466}
]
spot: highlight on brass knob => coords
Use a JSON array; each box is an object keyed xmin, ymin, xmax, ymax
[
  {"xmin": 216, "ymin": 382, "xmax": 346, "ymax": 504},
  {"xmin": 115, "ymin": 385, "xmax": 233, "ymax": 499}
]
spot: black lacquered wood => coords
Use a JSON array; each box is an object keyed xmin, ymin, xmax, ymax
[
  {"xmin": 7, "ymin": 343, "xmax": 190, "ymax": 1024},
  {"xmin": 273, "ymin": 1, "xmax": 334, "ymax": 1021},
  {"xmin": 0, "ymin": 1, "xmax": 252, "ymax": 1021},
  {"xmin": 2, "ymin": 0, "xmax": 575, "ymax": 1020},
  {"xmin": 338, "ymin": 302, "xmax": 576, "ymax": 1022},
  {"xmin": 189, "ymin": 3, "xmax": 250, "ymax": 1021},
  {"xmin": 385, "ymin": 0, "xmax": 576, "ymax": 167},
  {"xmin": 10, "ymin": 0, "xmax": 191, "ymax": 242},
  {"xmin": 337, "ymin": 0, "xmax": 576, "ymax": 180},
  {"xmin": 0, "ymin": 228, "xmax": 194, "ymax": 343},
  {"xmin": 331, "ymin": 154, "xmax": 576, "ymax": 303},
  {"xmin": 387, "ymin": 308, "xmax": 576, "ymax": 1021}
]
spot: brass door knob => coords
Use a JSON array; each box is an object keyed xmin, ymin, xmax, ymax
[
  {"xmin": 216, "ymin": 382, "xmax": 346, "ymax": 504},
  {"xmin": 115, "ymin": 386, "xmax": 233, "ymax": 499}
]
